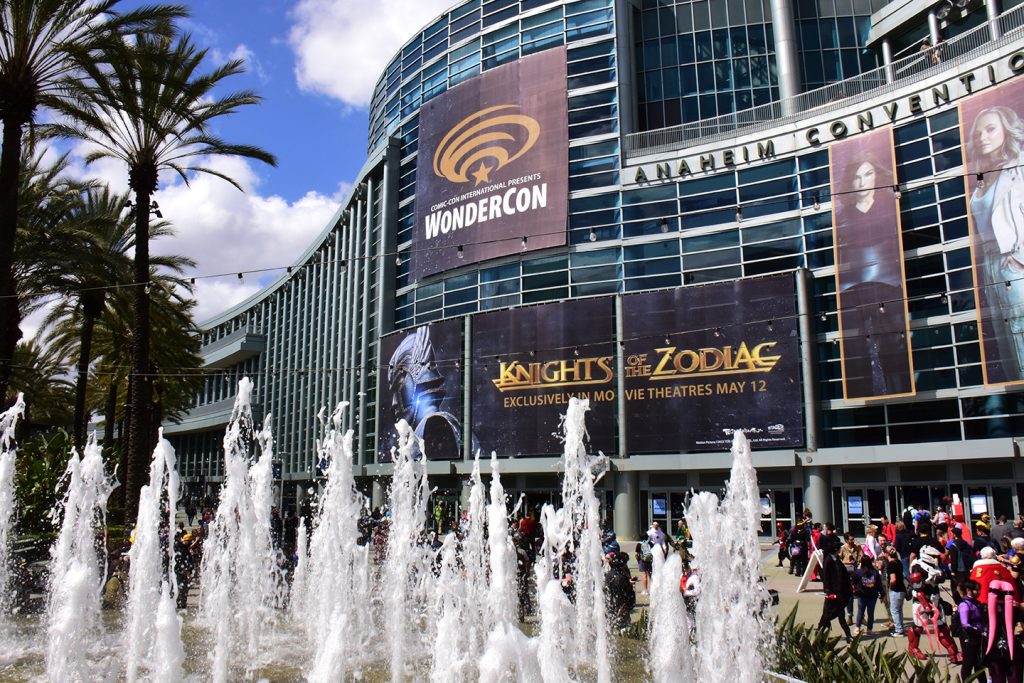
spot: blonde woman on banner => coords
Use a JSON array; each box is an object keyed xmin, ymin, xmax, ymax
[{"xmin": 967, "ymin": 105, "xmax": 1024, "ymax": 383}]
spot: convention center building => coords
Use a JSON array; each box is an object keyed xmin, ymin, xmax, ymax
[{"xmin": 164, "ymin": 0, "xmax": 1024, "ymax": 540}]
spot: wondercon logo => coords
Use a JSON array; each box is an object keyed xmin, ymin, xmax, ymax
[{"xmin": 433, "ymin": 105, "xmax": 540, "ymax": 187}]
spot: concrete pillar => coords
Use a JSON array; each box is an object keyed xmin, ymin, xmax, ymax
[
  {"xmin": 614, "ymin": 0, "xmax": 639, "ymax": 134},
  {"xmin": 987, "ymin": 0, "xmax": 1002, "ymax": 41},
  {"xmin": 372, "ymin": 478, "xmax": 385, "ymax": 510},
  {"xmin": 460, "ymin": 476, "xmax": 472, "ymax": 510},
  {"xmin": 803, "ymin": 465, "xmax": 832, "ymax": 523},
  {"xmin": 770, "ymin": 0, "xmax": 802, "ymax": 115},
  {"xmin": 928, "ymin": 10, "xmax": 941, "ymax": 45},
  {"xmin": 613, "ymin": 470, "xmax": 639, "ymax": 541},
  {"xmin": 795, "ymin": 270, "xmax": 819, "ymax": 452},
  {"xmin": 882, "ymin": 39, "xmax": 895, "ymax": 83}
]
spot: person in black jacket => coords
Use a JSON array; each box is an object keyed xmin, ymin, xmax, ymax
[
  {"xmin": 817, "ymin": 534, "xmax": 853, "ymax": 641},
  {"xmin": 604, "ymin": 551, "xmax": 637, "ymax": 631}
]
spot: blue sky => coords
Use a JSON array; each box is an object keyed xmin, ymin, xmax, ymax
[{"xmin": 27, "ymin": 0, "xmax": 456, "ymax": 330}]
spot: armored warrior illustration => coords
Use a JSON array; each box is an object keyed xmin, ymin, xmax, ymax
[{"xmin": 386, "ymin": 326, "xmax": 471, "ymax": 459}]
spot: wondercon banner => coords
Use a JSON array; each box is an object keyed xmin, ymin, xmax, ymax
[
  {"xmin": 471, "ymin": 298, "xmax": 616, "ymax": 456},
  {"xmin": 411, "ymin": 47, "xmax": 569, "ymax": 281},
  {"xmin": 960, "ymin": 78, "xmax": 1024, "ymax": 386},
  {"xmin": 829, "ymin": 127, "xmax": 915, "ymax": 401},
  {"xmin": 622, "ymin": 276, "xmax": 803, "ymax": 452},
  {"xmin": 376, "ymin": 318, "xmax": 465, "ymax": 461}
]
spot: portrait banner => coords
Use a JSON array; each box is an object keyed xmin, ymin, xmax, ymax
[
  {"xmin": 377, "ymin": 319, "xmax": 464, "ymax": 461},
  {"xmin": 411, "ymin": 47, "xmax": 569, "ymax": 281},
  {"xmin": 471, "ymin": 298, "xmax": 616, "ymax": 457},
  {"xmin": 829, "ymin": 127, "xmax": 915, "ymax": 401},
  {"xmin": 622, "ymin": 276, "xmax": 804, "ymax": 452},
  {"xmin": 960, "ymin": 78, "xmax": 1024, "ymax": 386}
]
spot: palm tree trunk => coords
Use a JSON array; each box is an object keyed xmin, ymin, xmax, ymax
[
  {"xmin": 73, "ymin": 309, "xmax": 98, "ymax": 451},
  {"xmin": 103, "ymin": 380, "xmax": 118, "ymax": 451},
  {"xmin": 125, "ymin": 185, "xmax": 153, "ymax": 525},
  {"xmin": 0, "ymin": 116, "xmax": 25, "ymax": 406}
]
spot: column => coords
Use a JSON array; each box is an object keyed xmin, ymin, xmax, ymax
[
  {"xmin": 882, "ymin": 39, "xmax": 895, "ymax": 84},
  {"xmin": 613, "ymin": 470, "xmax": 639, "ymax": 541},
  {"xmin": 803, "ymin": 465, "xmax": 831, "ymax": 523},
  {"xmin": 928, "ymin": 10, "xmax": 941, "ymax": 45},
  {"xmin": 795, "ymin": 270, "xmax": 820, "ymax": 452},
  {"xmin": 770, "ymin": 0, "xmax": 802, "ymax": 115},
  {"xmin": 987, "ymin": 0, "xmax": 1002, "ymax": 41},
  {"xmin": 372, "ymin": 478, "xmax": 385, "ymax": 510}
]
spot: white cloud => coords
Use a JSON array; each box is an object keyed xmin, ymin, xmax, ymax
[
  {"xmin": 288, "ymin": 0, "xmax": 454, "ymax": 107},
  {"xmin": 150, "ymin": 155, "xmax": 343, "ymax": 323}
]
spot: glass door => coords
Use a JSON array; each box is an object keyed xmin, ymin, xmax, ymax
[{"xmin": 845, "ymin": 488, "xmax": 867, "ymax": 537}]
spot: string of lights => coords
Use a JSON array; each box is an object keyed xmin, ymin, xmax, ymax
[
  {"xmin": 0, "ymin": 159, "xmax": 1000, "ymax": 299},
  {"xmin": 0, "ymin": 267, "xmax": 997, "ymax": 381}
]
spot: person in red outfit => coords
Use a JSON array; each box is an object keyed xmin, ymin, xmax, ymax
[{"xmin": 971, "ymin": 546, "xmax": 1020, "ymax": 602}]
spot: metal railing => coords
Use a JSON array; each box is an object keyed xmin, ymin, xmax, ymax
[{"xmin": 625, "ymin": 5, "xmax": 1024, "ymax": 159}]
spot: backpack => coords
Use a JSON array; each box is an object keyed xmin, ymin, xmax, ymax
[
  {"xmin": 953, "ymin": 539, "xmax": 974, "ymax": 573},
  {"xmin": 640, "ymin": 540, "xmax": 653, "ymax": 563}
]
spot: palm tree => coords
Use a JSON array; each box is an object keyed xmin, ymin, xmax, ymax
[
  {"xmin": 8, "ymin": 339, "xmax": 74, "ymax": 430},
  {"xmin": 42, "ymin": 185, "xmax": 194, "ymax": 450},
  {"xmin": 0, "ymin": 0, "xmax": 186, "ymax": 406},
  {"xmin": 49, "ymin": 27, "xmax": 276, "ymax": 521}
]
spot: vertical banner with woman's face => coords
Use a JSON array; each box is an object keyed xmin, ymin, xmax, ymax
[
  {"xmin": 961, "ymin": 78, "xmax": 1024, "ymax": 386},
  {"xmin": 830, "ymin": 127, "xmax": 915, "ymax": 401}
]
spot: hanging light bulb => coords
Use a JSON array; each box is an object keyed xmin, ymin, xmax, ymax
[
  {"xmin": 521, "ymin": 236, "xmax": 528, "ymax": 250},
  {"xmin": 589, "ymin": 228, "xmax": 597, "ymax": 242},
  {"xmin": 457, "ymin": 245, "xmax": 464, "ymax": 259},
  {"xmin": 396, "ymin": 254, "xmax": 402, "ymax": 267},
  {"xmin": 813, "ymin": 193, "xmax": 820, "ymax": 210},
  {"xmin": 660, "ymin": 217, "xmax": 669, "ymax": 233}
]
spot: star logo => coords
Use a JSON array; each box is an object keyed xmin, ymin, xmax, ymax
[
  {"xmin": 471, "ymin": 162, "xmax": 493, "ymax": 186},
  {"xmin": 433, "ymin": 105, "xmax": 540, "ymax": 185}
]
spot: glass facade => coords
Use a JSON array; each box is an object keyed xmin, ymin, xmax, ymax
[{"xmin": 167, "ymin": 0, "xmax": 1024, "ymax": 526}]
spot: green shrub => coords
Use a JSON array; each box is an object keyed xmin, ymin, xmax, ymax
[{"xmin": 773, "ymin": 607, "xmax": 978, "ymax": 683}]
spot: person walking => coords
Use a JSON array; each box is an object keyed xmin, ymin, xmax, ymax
[
  {"xmin": 839, "ymin": 533, "xmax": 863, "ymax": 624},
  {"xmin": 818, "ymin": 535, "xmax": 854, "ymax": 642},
  {"xmin": 885, "ymin": 545, "xmax": 906, "ymax": 636},
  {"xmin": 852, "ymin": 555, "xmax": 882, "ymax": 636},
  {"xmin": 956, "ymin": 579, "xmax": 986, "ymax": 682},
  {"xmin": 634, "ymin": 530, "xmax": 653, "ymax": 595}
]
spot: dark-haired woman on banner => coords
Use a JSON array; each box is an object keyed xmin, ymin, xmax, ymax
[{"xmin": 834, "ymin": 150, "xmax": 912, "ymax": 399}]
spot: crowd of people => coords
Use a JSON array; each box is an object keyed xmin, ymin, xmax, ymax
[{"xmin": 778, "ymin": 504, "xmax": 1024, "ymax": 681}]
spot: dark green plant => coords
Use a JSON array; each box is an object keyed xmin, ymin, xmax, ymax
[
  {"xmin": 622, "ymin": 607, "xmax": 649, "ymax": 641},
  {"xmin": 13, "ymin": 429, "xmax": 73, "ymax": 534},
  {"xmin": 774, "ymin": 606, "xmax": 980, "ymax": 683}
]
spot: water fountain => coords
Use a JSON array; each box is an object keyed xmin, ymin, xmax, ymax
[
  {"xmin": 45, "ymin": 435, "xmax": 117, "ymax": 681},
  {"xmin": 297, "ymin": 403, "xmax": 373, "ymax": 682},
  {"xmin": 0, "ymin": 393, "xmax": 25, "ymax": 622},
  {"xmin": 0, "ymin": 375, "xmax": 778, "ymax": 682},
  {"xmin": 125, "ymin": 432, "xmax": 183, "ymax": 682},
  {"xmin": 684, "ymin": 429, "xmax": 774, "ymax": 683},
  {"xmin": 199, "ymin": 377, "xmax": 284, "ymax": 682}
]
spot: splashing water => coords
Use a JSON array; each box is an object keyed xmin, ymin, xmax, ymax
[
  {"xmin": 300, "ymin": 403, "xmax": 372, "ymax": 682},
  {"xmin": 686, "ymin": 430, "xmax": 773, "ymax": 683},
  {"xmin": 648, "ymin": 551, "xmax": 693, "ymax": 682},
  {"xmin": 45, "ymin": 435, "xmax": 117, "ymax": 682},
  {"xmin": 383, "ymin": 419, "xmax": 432, "ymax": 680},
  {"xmin": 125, "ymin": 432, "xmax": 182, "ymax": 682},
  {"xmin": 199, "ymin": 378, "xmax": 283, "ymax": 682},
  {"xmin": 557, "ymin": 398, "xmax": 611, "ymax": 682},
  {"xmin": 0, "ymin": 393, "xmax": 25, "ymax": 620}
]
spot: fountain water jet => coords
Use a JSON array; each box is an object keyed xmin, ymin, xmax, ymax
[
  {"xmin": 125, "ymin": 431, "xmax": 182, "ymax": 682},
  {"xmin": 299, "ymin": 403, "xmax": 373, "ymax": 682},
  {"xmin": 45, "ymin": 435, "xmax": 117, "ymax": 682},
  {"xmin": 686, "ymin": 430, "xmax": 773, "ymax": 683},
  {"xmin": 199, "ymin": 378, "xmax": 283, "ymax": 682},
  {"xmin": 0, "ymin": 393, "xmax": 25, "ymax": 621},
  {"xmin": 383, "ymin": 419, "xmax": 432, "ymax": 680}
]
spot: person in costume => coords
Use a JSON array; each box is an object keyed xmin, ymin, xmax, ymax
[{"xmin": 906, "ymin": 545, "xmax": 961, "ymax": 662}]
